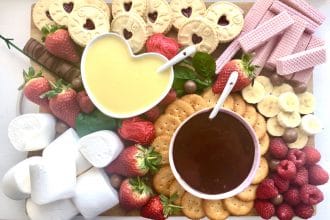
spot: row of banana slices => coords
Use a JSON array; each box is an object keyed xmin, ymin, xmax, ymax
[{"xmin": 241, "ymin": 75, "xmax": 322, "ymax": 149}]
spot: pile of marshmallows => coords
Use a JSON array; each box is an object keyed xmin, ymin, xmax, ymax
[
  {"xmin": 2, "ymin": 113, "xmax": 124, "ymax": 220},
  {"xmin": 216, "ymin": 0, "xmax": 326, "ymax": 84}
]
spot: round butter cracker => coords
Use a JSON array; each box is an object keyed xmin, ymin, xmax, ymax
[
  {"xmin": 32, "ymin": 0, "xmax": 56, "ymax": 31},
  {"xmin": 112, "ymin": 0, "xmax": 147, "ymax": 18},
  {"xmin": 146, "ymin": 0, "xmax": 172, "ymax": 34}
]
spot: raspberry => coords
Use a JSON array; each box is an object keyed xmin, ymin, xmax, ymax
[
  {"xmin": 144, "ymin": 106, "xmax": 161, "ymax": 122},
  {"xmin": 308, "ymin": 164, "xmax": 329, "ymax": 185},
  {"xmin": 254, "ymin": 200, "xmax": 275, "ymax": 219},
  {"xmin": 283, "ymin": 187, "xmax": 300, "ymax": 206},
  {"xmin": 276, "ymin": 203, "xmax": 294, "ymax": 220},
  {"xmin": 286, "ymin": 149, "xmax": 306, "ymax": 168},
  {"xmin": 292, "ymin": 167, "xmax": 309, "ymax": 186},
  {"xmin": 272, "ymin": 173, "xmax": 290, "ymax": 193},
  {"xmin": 276, "ymin": 160, "xmax": 297, "ymax": 180},
  {"xmin": 159, "ymin": 89, "xmax": 176, "ymax": 106},
  {"xmin": 300, "ymin": 184, "xmax": 324, "ymax": 205},
  {"xmin": 256, "ymin": 179, "xmax": 279, "ymax": 199},
  {"xmin": 302, "ymin": 146, "xmax": 320, "ymax": 166},
  {"xmin": 270, "ymin": 138, "xmax": 288, "ymax": 159},
  {"xmin": 294, "ymin": 204, "xmax": 314, "ymax": 219}
]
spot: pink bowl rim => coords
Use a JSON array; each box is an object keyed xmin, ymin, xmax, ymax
[{"xmin": 168, "ymin": 107, "xmax": 260, "ymax": 200}]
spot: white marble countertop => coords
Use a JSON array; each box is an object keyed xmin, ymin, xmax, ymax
[{"xmin": 0, "ymin": 0, "xmax": 329, "ymax": 219}]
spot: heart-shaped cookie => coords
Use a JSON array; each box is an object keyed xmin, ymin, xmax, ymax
[{"xmin": 81, "ymin": 33, "xmax": 174, "ymax": 118}]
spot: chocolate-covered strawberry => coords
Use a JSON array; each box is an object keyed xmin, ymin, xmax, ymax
[
  {"xmin": 42, "ymin": 25, "xmax": 80, "ymax": 63},
  {"xmin": 106, "ymin": 145, "xmax": 161, "ymax": 177},
  {"xmin": 42, "ymin": 80, "xmax": 80, "ymax": 127},
  {"xmin": 19, "ymin": 67, "xmax": 51, "ymax": 108},
  {"xmin": 118, "ymin": 117, "xmax": 156, "ymax": 145},
  {"xmin": 212, "ymin": 54, "xmax": 256, "ymax": 94},
  {"xmin": 141, "ymin": 195, "xmax": 181, "ymax": 220},
  {"xmin": 119, "ymin": 177, "xmax": 153, "ymax": 210}
]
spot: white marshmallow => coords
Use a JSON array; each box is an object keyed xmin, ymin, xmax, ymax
[
  {"xmin": 26, "ymin": 198, "xmax": 79, "ymax": 220},
  {"xmin": 79, "ymin": 130, "xmax": 124, "ymax": 168},
  {"xmin": 1, "ymin": 157, "xmax": 42, "ymax": 200},
  {"xmin": 43, "ymin": 128, "xmax": 92, "ymax": 175},
  {"xmin": 72, "ymin": 168, "xmax": 119, "ymax": 219},
  {"xmin": 8, "ymin": 113, "xmax": 56, "ymax": 151},
  {"xmin": 30, "ymin": 155, "xmax": 76, "ymax": 205}
]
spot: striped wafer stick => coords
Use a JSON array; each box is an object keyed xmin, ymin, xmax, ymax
[
  {"xmin": 252, "ymin": 36, "xmax": 279, "ymax": 75},
  {"xmin": 284, "ymin": 32, "xmax": 312, "ymax": 80},
  {"xmin": 290, "ymin": 36, "xmax": 326, "ymax": 83},
  {"xmin": 215, "ymin": 0, "xmax": 274, "ymax": 72},
  {"xmin": 266, "ymin": 18, "xmax": 306, "ymax": 68},
  {"xmin": 276, "ymin": 46, "xmax": 326, "ymax": 75},
  {"xmin": 239, "ymin": 12, "xmax": 294, "ymax": 53},
  {"xmin": 280, "ymin": 0, "xmax": 325, "ymax": 25},
  {"xmin": 270, "ymin": 0, "xmax": 319, "ymax": 33}
]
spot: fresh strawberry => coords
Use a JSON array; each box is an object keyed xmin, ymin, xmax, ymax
[
  {"xmin": 118, "ymin": 117, "xmax": 156, "ymax": 145},
  {"xmin": 42, "ymin": 25, "xmax": 80, "ymax": 63},
  {"xmin": 42, "ymin": 80, "xmax": 80, "ymax": 127},
  {"xmin": 302, "ymin": 146, "xmax": 321, "ymax": 166},
  {"xmin": 254, "ymin": 200, "xmax": 275, "ymax": 219},
  {"xmin": 294, "ymin": 204, "xmax": 314, "ymax": 219},
  {"xmin": 76, "ymin": 91, "xmax": 95, "ymax": 114},
  {"xmin": 292, "ymin": 167, "xmax": 309, "ymax": 186},
  {"xmin": 19, "ymin": 67, "xmax": 51, "ymax": 107},
  {"xmin": 308, "ymin": 164, "xmax": 329, "ymax": 185},
  {"xmin": 300, "ymin": 184, "xmax": 324, "ymax": 205},
  {"xmin": 212, "ymin": 54, "xmax": 256, "ymax": 94},
  {"xmin": 146, "ymin": 34, "xmax": 180, "ymax": 59},
  {"xmin": 283, "ymin": 187, "xmax": 301, "ymax": 206},
  {"xmin": 276, "ymin": 203, "xmax": 294, "ymax": 220},
  {"xmin": 276, "ymin": 160, "xmax": 297, "ymax": 180},
  {"xmin": 106, "ymin": 145, "xmax": 161, "ymax": 177},
  {"xmin": 159, "ymin": 89, "xmax": 177, "ymax": 106},
  {"xmin": 119, "ymin": 177, "xmax": 153, "ymax": 210},
  {"xmin": 144, "ymin": 106, "xmax": 161, "ymax": 122},
  {"xmin": 272, "ymin": 173, "xmax": 290, "ymax": 193},
  {"xmin": 140, "ymin": 195, "xmax": 181, "ymax": 220},
  {"xmin": 256, "ymin": 179, "xmax": 279, "ymax": 199},
  {"xmin": 269, "ymin": 138, "xmax": 288, "ymax": 159},
  {"xmin": 287, "ymin": 149, "xmax": 306, "ymax": 168}
]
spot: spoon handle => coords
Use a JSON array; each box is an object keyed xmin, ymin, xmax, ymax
[
  {"xmin": 157, "ymin": 45, "xmax": 197, "ymax": 73},
  {"xmin": 209, "ymin": 71, "xmax": 239, "ymax": 120}
]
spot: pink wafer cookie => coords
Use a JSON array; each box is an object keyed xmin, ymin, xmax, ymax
[
  {"xmin": 266, "ymin": 18, "xmax": 306, "ymax": 68},
  {"xmin": 280, "ymin": 0, "xmax": 325, "ymax": 25},
  {"xmin": 238, "ymin": 12, "xmax": 294, "ymax": 53},
  {"xmin": 284, "ymin": 32, "xmax": 312, "ymax": 80},
  {"xmin": 276, "ymin": 46, "xmax": 326, "ymax": 75},
  {"xmin": 252, "ymin": 36, "xmax": 279, "ymax": 75},
  {"xmin": 270, "ymin": 1, "xmax": 319, "ymax": 33},
  {"xmin": 290, "ymin": 36, "xmax": 326, "ymax": 83},
  {"xmin": 215, "ymin": 0, "xmax": 274, "ymax": 72}
]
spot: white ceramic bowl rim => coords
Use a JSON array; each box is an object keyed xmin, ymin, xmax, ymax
[
  {"xmin": 169, "ymin": 108, "xmax": 261, "ymax": 200},
  {"xmin": 80, "ymin": 32, "xmax": 174, "ymax": 119}
]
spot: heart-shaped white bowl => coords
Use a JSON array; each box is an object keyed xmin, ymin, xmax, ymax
[{"xmin": 81, "ymin": 33, "xmax": 174, "ymax": 118}]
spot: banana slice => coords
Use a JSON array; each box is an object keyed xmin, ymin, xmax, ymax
[
  {"xmin": 298, "ymin": 92, "xmax": 315, "ymax": 115},
  {"xmin": 255, "ymin": 76, "xmax": 273, "ymax": 94},
  {"xmin": 241, "ymin": 81, "xmax": 266, "ymax": 104},
  {"xmin": 257, "ymin": 95, "xmax": 280, "ymax": 118},
  {"xmin": 278, "ymin": 92, "xmax": 300, "ymax": 113},
  {"xmin": 266, "ymin": 117, "xmax": 285, "ymax": 137},
  {"xmin": 277, "ymin": 111, "xmax": 301, "ymax": 128},
  {"xmin": 271, "ymin": 83, "xmax": 293, "ymax": 96},
  {"xmin": 288, "ymin": 129, "xmax": 308, "ymax": 149},
  {"xmin": 300, "ymin": 114, "xmax": 322, "ymax": 135}
]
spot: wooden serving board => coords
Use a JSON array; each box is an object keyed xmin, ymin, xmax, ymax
[{"xmin": 29, "ymin": 1, "xmax": 314, "ymax": 217}]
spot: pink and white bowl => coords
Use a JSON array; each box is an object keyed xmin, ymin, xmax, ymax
[{"xmin": 168, "ymin": 108, "xmax": 261, "ymax": 200}]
